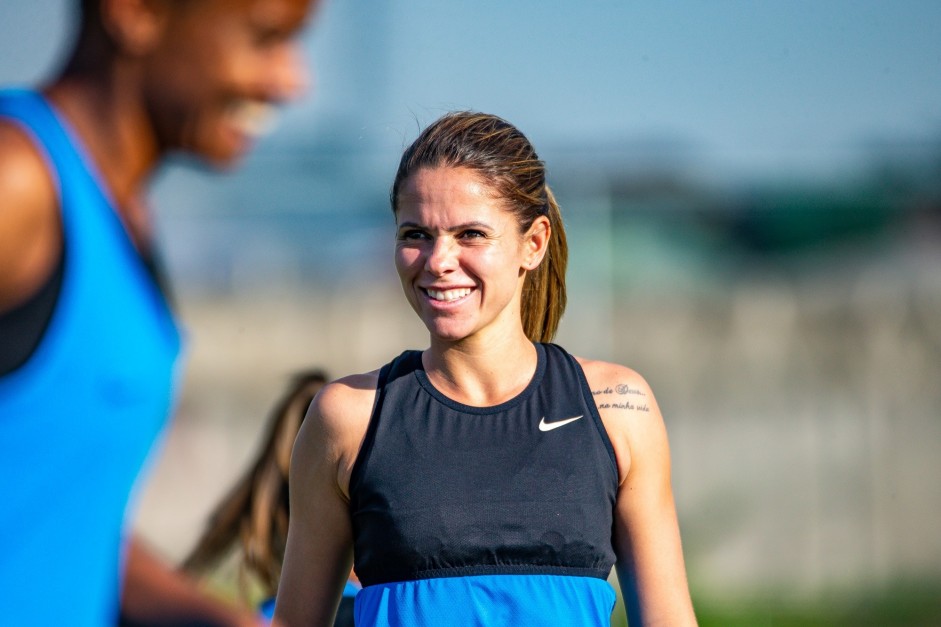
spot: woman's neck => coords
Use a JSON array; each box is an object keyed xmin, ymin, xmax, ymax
[
  {"xmin": 43, "ymin": 73, "xmax": 160, "ymax": 251},
  {"xmin": 423, "ymin": 328, "xmax": 538, "ymax": 407}
]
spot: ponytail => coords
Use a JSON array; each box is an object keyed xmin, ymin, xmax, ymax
[{"xmin": 522, "ymin": 186, "xmax": 567, "ymax": 342}]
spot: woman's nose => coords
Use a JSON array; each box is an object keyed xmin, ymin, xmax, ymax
[
  {"xmin": 425, "ymin": 238, "xmax": 458, "ymax": 275},
  {"xmin": 266, "ymin": 43, "xmax": 311, "ymax": 103}
]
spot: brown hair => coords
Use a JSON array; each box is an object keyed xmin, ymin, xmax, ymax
[
  {"xmin": 390, "ymin": 112, "xmax": 568, "ymax": 343},
  {"xmin": 182, "ymin": 369, "xmax": 328, "ymax": 600}
]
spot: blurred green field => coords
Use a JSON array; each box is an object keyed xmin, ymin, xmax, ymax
[
  {"xmin": 608, "ymin": 578, "xmax": 941, "ymax": 626},
  {"xmin": 611, "ymin": 581, "xmax": 941, "ymax": 627},
  {"xmin": 692, "ymin": 583, "xmax": 941, "ymax": 627}
]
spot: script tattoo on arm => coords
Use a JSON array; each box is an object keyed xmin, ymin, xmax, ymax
[{"xmin": 592, "ymin": 384, "xmax": 650, "ymax": 412}]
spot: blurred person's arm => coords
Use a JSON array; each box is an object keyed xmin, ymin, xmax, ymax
[
  {"xmin": 0, "ymin": 120, "xmax": 60, "ymax": 313},
  {"xmin": 275, "ymin": 374, "xmax": 374, "ymax": 626},
  {"xmin": 122, "ymin": 535, "xmax": 272, "ymax": 627},
  {"xmin": 580, "ymin": 358, "xmax": 698, "ymax": 626}
]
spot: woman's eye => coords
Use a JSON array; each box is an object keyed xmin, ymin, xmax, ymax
[
  {"xmin": 461, "ymin": 230, "xmax": 486, "ymax": 239},
  {"xmin": 399, "ymin": 229, "xmax": 427, "ymax": 241}
]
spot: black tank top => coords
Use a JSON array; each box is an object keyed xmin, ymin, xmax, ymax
[{"xmin": 349, "ymin": 342, "xmax": 619, "ymax": 587}]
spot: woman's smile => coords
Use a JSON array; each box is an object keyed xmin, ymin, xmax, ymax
[{"xmin": 424, "ymin": 287, "xmax": 472, "ymax": 302}]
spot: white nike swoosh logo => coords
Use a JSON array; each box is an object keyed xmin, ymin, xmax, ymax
[{"xmin": 538, "ymin": 415, "xmax": 584, "ymax": 432}]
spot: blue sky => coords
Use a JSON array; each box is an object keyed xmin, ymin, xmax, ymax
[{"xmin": 3, "ymin": 0, "xmax": 940, "ymax": 180}]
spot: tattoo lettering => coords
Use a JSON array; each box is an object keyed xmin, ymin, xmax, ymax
[
  {"xmin": 598, "ymin": 401, "xmax": 650, "ymax": 412},
  {"xmin": 615, "ymin": 383, "xmax": 646, "ymax": 397},
  {"xmin": 594, "ymin": 384, "xmax": 651, "ymax": 413}
]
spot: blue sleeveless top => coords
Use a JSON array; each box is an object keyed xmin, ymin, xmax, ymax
[
  {"xmin": 0, "ymin": 89, "xmax": 184, "ymax": 626},
  {"xmin": 350, "ymin": 343, "xmax": 619, "ymax": 626}
]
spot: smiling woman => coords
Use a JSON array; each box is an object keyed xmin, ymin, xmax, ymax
[{"xmin": 275, "ymin": 112, "xmax": 698, "ymax": 626}]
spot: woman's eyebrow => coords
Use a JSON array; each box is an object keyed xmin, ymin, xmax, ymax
[{"xmin": 396, "ymin": 221, "xmax": 492, "ymax": 231}]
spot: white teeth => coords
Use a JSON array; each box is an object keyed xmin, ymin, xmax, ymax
[
  {"xmin": 426, "ymin": 288, "xmax": 471, "ymax": 302},
  {"xmin": 228, "ymin": 100, "xmax": 277, "ymax": 138}
]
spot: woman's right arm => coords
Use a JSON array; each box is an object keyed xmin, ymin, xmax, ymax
[
  {"xmin": 274, "ymin": 374, "xmax": 375, "ymax": 626},
  {"xmin": 0, "ymin": 121, "xmax": 60, "ymax": 312}
]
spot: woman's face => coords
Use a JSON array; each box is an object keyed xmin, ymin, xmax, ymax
[
  {"xmin": 394, "ymin": 166, "xmax": 544, "ymax": 344},
  {"xmin": 141, "ymin": 0, "xmax": 316, "ymax": 166}
]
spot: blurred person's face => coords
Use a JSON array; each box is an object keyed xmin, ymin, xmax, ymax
[
  {"xmin": 141, "ymin": 0, "xmax": 318, "ymax": 166},
  {"xmin": 394, "ymin": 166, "xmax": 547, "ymax": 344}
]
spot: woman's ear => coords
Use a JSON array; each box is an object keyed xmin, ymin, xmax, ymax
[
  {"xmin": 522, "ymin": 215, "xmax": 551, "ymax": 270},
  {"xmin": 100, "ymin": 0, "xmax": 169, "ymax": 55}
]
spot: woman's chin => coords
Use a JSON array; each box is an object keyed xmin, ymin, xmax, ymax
[{"xmin": 424, "ymin": 322, "xmax": 474, "ymax": 344}]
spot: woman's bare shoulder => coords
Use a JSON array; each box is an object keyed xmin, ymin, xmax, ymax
[
  {"xmin": 0, "ymin": 120, "xmax": 60, "ymax": 310},
  {"xmin": 573, "ymin": 355, "xmax": 666, "ymax": 483},
  {"xmin": 292, "ymin": 369, "xmax": 382, "ymax": 497},
  {"xmin": 315, "ymin": 371, "xmax": 381, "ymax": 410},
  {"xmin": 308, "ymin": 370, "xmax": 381, "ymax": 437},
  {"xmin": 574, "ymin": 356, "xmax": 653, "ymax": 397}
]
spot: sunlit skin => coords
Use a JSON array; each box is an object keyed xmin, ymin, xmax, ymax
[{"xmin": 394, "ymin": 166, "xmax": 548, "ymax": 351}]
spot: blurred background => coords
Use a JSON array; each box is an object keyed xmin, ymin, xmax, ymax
[{"xmin": 3, "ymin": 1, "xmax": 940, "ymax": 624}]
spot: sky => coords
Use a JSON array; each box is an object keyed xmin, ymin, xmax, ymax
[{"xmin": 2, "ymin": 0, "xmax": 940, "ymax": 181}]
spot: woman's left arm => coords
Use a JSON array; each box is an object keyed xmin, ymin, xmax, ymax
[{"xmin": 582, "ymin": 360, "xmax": 697, "ymax": 626}]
